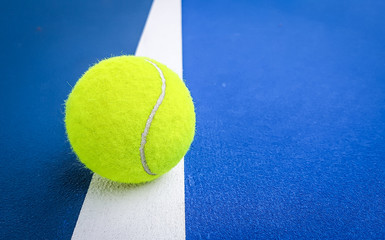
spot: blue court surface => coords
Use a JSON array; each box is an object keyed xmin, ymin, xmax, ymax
[{"xmin": 1, "ymin": 0, "xmax": 385, "ymax": 239}]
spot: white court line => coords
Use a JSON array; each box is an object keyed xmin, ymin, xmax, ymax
[{"xmin": 71, "ymin": 0, "xmax": 185, "ymax": 239}]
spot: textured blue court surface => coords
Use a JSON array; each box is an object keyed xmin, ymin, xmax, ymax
[
  {"xmin": 1, "ymin": 0, "xmax": 385, "ymax": 239},
  {"xmin": 183, "ymin": 0, "xmax": 385, "ymax": 239}
]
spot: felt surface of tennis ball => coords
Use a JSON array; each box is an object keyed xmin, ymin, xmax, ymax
[{"xmin": 65, "ymin": 56, "xmax": 195, "ymax": 183}]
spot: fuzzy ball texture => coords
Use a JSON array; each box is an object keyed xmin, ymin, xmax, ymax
[{"xmin": 65, "ymin": 56, "xmax": 195, "ymax": 183}]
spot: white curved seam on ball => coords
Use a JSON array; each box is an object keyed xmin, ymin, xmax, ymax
[{"xmin": 139, "ymin": 59, "xmax": 166, "ymax": 176}]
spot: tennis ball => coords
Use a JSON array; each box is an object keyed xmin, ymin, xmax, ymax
[{"xmin": 65, "ymin": 56, "xmax": 195, "ymax": 183}]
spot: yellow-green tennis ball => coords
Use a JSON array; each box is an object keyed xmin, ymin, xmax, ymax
[{"xmin": 65, "ymin": 56, "xmax": 195, "ymax": 183}]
